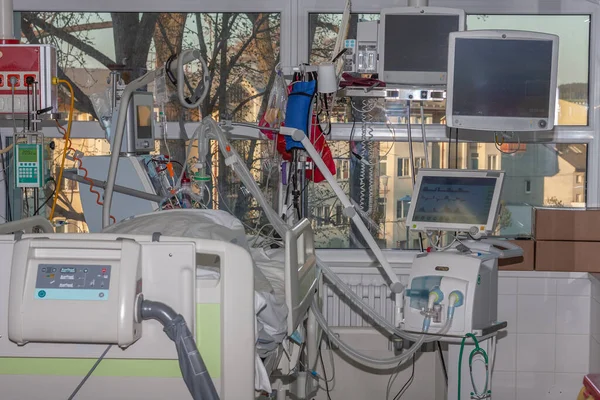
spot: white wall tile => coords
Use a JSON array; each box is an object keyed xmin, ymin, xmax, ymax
[
  {"xmin": 494, "ymin": 333, "xmax": 517, "ymax": 372},
  {"xmin": 517, "ymin": 295, "xmax": 557, "ymax": 334},
  {"xmin": 556, "ymin": 278, "xmax": 591, "ymax": 296},
  {"xmin": 498, "ymin": 295, "xmax": 518, "ymax": 333},
  {"xmin": 516, "ymin": 372, "xmax": 554, "ymax": 400},
  {"xmin": 555, "ymin": 335, "xmax": 590, "ymax": 373},
  {"xmin": 592, "ymin": 276, "xmax": 600, "ymax": 302},
  {"xmin": 517, "ymin": 334, "xmax": 555, "ymax": 372},
  {"xmin": 518, "ymin": 278, "xmax": 557, "ymax": 296},
  {"xmin": 492, "ymin": 371, "xmax": 516, "ymax": 400},
  {"xmin": 552, "ymin": 373, "xmax": 585, "ymax": 399},
  {"xmin": 556, "ymin": 296, "xmax": 591, "ymax": 334},
  {"xmin": 590, "ymin": 336, "xmax": 600, "ymax": 373},
  {"xmin": 499, "ymin": 277, "xmax": 518, "ymax": 295},
  {"xmin": 592, "ymin": 299, "xmax": 600, "ymax": 341}
]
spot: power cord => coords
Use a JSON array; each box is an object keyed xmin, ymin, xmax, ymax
[
  {"xmin": 437, "ymin": 341, "xmax": 448, "ymax": 386},
  {"xmin": 67, "ymin": 344, "xmax": 112, "ymax": 400},
  {"xmin": 393, "ymin": 353, "xmax": 416, "ymax": 399},
  {"xmin": 319, "ymin": 346, "xmax": 333, "ymax": 400}
]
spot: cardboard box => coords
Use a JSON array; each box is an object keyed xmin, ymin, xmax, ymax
[
  {"xmin": 498, "ymin": 239, "xmax": 535, "ymax": 271},
  {"xmin": 536, "ymin": 240, "xmax": 600, "ymax": 272},
  {"xmin": 534, "ymin": 208, "xmax": 600, "ymax": 242}
]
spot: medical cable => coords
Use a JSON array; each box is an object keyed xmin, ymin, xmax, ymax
[
  {"xmin": 319, "ymin": 345, "xmax": 333, "ymax": 400},
  {"xmin": 437, "ymin": 341, "xmax": 449, "ymax": 386},
  {"xmin": 67, "ymin": 344, "xmax": 112, "ymax": 400},
  {"xmin": 393, "ymin": 353, "xmax": 415, "ymax": 400},
  {"xmin": 49, "ymin": 78, "xmax": 75, "ymax": 221}
]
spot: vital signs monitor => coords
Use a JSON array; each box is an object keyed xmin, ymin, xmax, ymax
[
  {"xmin": 406, "ymin": 169, "xmax": 505, "ymax": 235},
  {"xmin": 446, "ymin": 30, "xmax": 559, "ymax": 131},
  {"xmin": 378, "ymin": 7, "xmax": 465, "ymax": 85}
]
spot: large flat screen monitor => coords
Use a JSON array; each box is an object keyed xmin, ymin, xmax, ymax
[
  {"xmin": 446, "ymin": 30, "xmax": 559, "ymax": 132},
  {"xmin": 406, "ymin": 169, "xmax": 505, "ymax": 235},
  {"xmin": 378, "ymin": 7, "xmax": 465, "ymax": 85}
]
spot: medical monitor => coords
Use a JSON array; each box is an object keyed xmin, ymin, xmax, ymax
[
  {"xmin": 446, "ymin": 30, "xmax": 559, "ymax": 132},
  {"xmin": 406, "ymin": 169, "xmax": 505, "ymax": 235},
  {"xmin": 378, "ymin": 7, "xmax": 465, "ymax": 85}
]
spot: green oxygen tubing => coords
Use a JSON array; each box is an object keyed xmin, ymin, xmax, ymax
[{"xmin": 458, "ymin": 333, "xmax": 491, "ymax": 400}]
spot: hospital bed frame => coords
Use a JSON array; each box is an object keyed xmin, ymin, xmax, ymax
[{"xmin": 0, "ymin": 218, "xmax": 318, "ymax": 400}]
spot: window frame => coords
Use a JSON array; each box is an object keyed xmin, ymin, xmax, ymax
[
  {"xmin": 7, "ymin": 1, "xmax": 600, "ymax": 248},
  {"xmin": 297, "ymin": 2, "xmax": 600, "ymax": 211}
]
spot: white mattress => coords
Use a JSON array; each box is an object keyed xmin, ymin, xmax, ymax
[{"xmin": 103, "ymin": 210, "xmax": 288, "ymax": 392}]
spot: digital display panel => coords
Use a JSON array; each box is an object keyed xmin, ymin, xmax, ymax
[
  {"xmin": 384, "ymin": 14, "xmax": 459, "ymax": 72},
  {"xmin": 411, "ymin": 176, "xmax": 497, "ymax": 225},
  {"xmin": 452, "ymin": 38, "xmax": 553, "ymax": 118},
  {"xmin": 136, "ymin": 105, "xmax": 153, "ymax": 139},
  {"xmin": 18, "ymin": 147, "xmax": 37, "ymax": 163}
]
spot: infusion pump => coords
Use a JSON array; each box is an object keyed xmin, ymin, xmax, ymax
[{"xmin": 344, "ymin": 21, "xmax": 379, "ymax": 74}]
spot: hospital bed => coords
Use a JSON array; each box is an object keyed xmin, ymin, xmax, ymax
[{"xmin": 0, "ymin": 213, "xmax": 318, "ymax": 399}]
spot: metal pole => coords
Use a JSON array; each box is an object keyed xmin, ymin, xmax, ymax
[
  {"xmin": 420, "ymin": 104, "xmax": 430, "ymax": 168},
  {"xmin": 63, "ymin": 171, "xmax": 163, "ymax": 203},
  {"xmin": 406, "ymin": 102, "xmax": 424, "ymax": 252}
]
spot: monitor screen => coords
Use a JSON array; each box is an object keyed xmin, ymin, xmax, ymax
[
  {"xmin": 452, "ymin": 38, "xmax": 553, "ymax": 118},
  {"xmin": 136, "ymin": 105, "xmax": 153, "ymax": 139},
  {"xmin": 384, "ymin": 14, "xmax": 459, "ymax": 72},
  {"xmin": 18, "ymin": 147, "xmax": 37, "ymax": 163},
  {"xmin": 411, "ymin": 176, "xmax": 497, "ymax": 225}
]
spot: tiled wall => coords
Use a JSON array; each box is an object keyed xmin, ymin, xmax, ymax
[{"xmin": 495, "ymin": 271, "xmax": 592, "ymax": 400}]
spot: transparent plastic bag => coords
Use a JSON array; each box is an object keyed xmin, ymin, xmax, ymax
[
  {"xmin": 89, "ymin": 89, "xmax": 113, "ymax": 141},
  {"xmin": 259, "ymin": 69, "xmax": 287, "ymax": 138}
]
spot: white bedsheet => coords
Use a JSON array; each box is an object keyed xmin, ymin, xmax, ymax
[{"xmin": 103, "ymin": 210, "xmax": 288, "ymax": 393}]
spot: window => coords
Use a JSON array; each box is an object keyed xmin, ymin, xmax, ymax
[
  {"xmin": 576, "ymin": 174, "xmax": 584, "ymax": 184},
  {"xmin": 396, "ymin": 200, "xmax": 409, "ymax": 219},
  {"xmin": 397, "ymin": 158, "xmax": 410, "ymax": 177},
  {"xmin": 336, "ymin": 159, "xmax": 350, "ymax": 180},
  {"xmin": 414, "ymin": 157, "xmax": 426, "ymax": 175},
  {"xmin": 323, "ymin": 206, "xmax": 330, "ymax": 226},
  {"xmin": 309, "ymin": 14, "xmax": 590, "ymax": 126},
  {"xmin": 377, "ymin": 197, "xmax": 385, "ymax": 218},
  {"xmin": 309, "ymin": 141, "xmax": 587, "ymax": 248},
  {"xmin": 471, "ymin": 158, "xmax": 479, "ymax": 170},
  {"xmin": 21, "ymin": 12, "xmax": 281, "ymax": 123},
  {"xmin": 487, "ymin": 155, "xmax": 499, "ymax": 170}
]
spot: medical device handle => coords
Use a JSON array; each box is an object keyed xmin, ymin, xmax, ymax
[
  {"xmin": 285, "ymin": 218, "xmax": 318, "ymax": 335},
  {"xmin": 0, "ymin": 215, "xmax": 54, "ymax": 234},
  {"xmin": 481, "ymin": 238, "xmax": 524, "ymax": 259},
  {"xmin": 281, "ymin": 127, "xmax": 404, "ymax": 293},
  {"xmin": 169, "ymin": 49, "xmax": 209, "ymax": 110},
  {"xmin": 103, "ymin": 70, "xmax": 157, "ymax": 228}
]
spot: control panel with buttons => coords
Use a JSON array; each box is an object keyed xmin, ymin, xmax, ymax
[
  {"xmin": 14, "ymin": 143, "xmax": 43, "ymax": 188},
  {"xmin": 35, "ymin": 264, "xmax": 112, "ymax": 301}
]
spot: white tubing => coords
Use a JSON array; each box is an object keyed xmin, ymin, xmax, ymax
[
  {"xmin": 171, "ymin": 49, "xmax": 209, "ymax": 110},
  {"xmin": 311, "ymin": 302, "xmax": 423, "ymax": 369},
  {"xmin": 312, "ymin": 302, "xmax": 454, "ymax": 369}
]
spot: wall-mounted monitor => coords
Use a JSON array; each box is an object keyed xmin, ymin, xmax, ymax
[
  {"xmin": 378, "ymin": 7, "xmax": 465, "ymax": 85},
  {"xmin": 446, "ymin": 30, "xmax": 559, "ymax": 132}
]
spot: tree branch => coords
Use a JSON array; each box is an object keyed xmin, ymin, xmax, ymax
[{"xmin": 22, "ymin": 13, "xmax": 116, "ymax": 67}]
